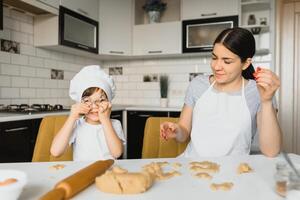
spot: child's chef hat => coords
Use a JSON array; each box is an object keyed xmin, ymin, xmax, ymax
[{"xmin": 69, "ymin": 65, "xmax": 115, "ymax": 102}]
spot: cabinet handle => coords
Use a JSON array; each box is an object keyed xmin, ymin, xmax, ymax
[
  {"xmin": 111, "ymin": 114, "xmax": 121, "ymax": 118},
  {"xmin": 109, "ymin": 51, "xmax": 124, "ymax": 54},
  {"xmin": 77, "ymin": 8, "xmax": 88, "ymax": 16},
  {"xmin": 148, "ymin": 51, "xmax": 162, "ymax": 54},
  {"xmin": 137, "ymin": 114, "xmax": 152, "ymax": 117},
  {"xmin": 77, "ymin": 44, "xmax": 89, "ymax": 49},
  {"xmin": 201, "ymin": 13, "xmax": 217, "ymax": 17},
  {"xmin": 4, "ymin": 127, "xmax": 29, "ymax": 133}
]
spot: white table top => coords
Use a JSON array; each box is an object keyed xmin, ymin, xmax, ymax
[{"xmin": 1, "ymin": 154, "xmax": 299, "ymax": 200}]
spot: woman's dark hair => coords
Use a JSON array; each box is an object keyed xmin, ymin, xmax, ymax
[{"xmin": 213, "ymin": 27, "xmax": 255, "ymax": 80}]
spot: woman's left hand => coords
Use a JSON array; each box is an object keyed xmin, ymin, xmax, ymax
[
  {"xmin": 97, "ymin": 101, "xmax": 112, "ymax": 122},
  {"xmin": 253, "ymin": 67, "xmax": 280, "ymax": 103}
]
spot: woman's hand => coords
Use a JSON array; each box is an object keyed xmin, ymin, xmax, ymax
[
  {"xmin": 70, "ymin": 103, "xmax": 91, "ymax": 120},
  {"xmin": 253, "ymin": 67, "xmax": 280, "ymax": 103},
  {"xmin": 97, "ymin": 101, "xmax": 112, "ymax": 122},
  {"xmin": 160, "ymin": 122, "xmax": 179, "ymax": 141}
]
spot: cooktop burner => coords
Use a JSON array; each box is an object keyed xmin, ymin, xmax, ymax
[{"xmin": 0, "ymin": 104, "xmax": 70, "ymax": 114}]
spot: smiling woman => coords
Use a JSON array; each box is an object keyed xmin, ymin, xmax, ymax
[{"xmin": 160, "ymin": 27, "xmax": 282, "ymax": 158}]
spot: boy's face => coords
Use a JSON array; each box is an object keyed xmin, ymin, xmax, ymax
[{"xmin": 81, "ymin": 89, "xmax": 108, "ymax": 123}]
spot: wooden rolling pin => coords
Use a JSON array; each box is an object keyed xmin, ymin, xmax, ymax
[{"xmin": 40, "ymin": 159, "xmax": 114, "ymax": 200}]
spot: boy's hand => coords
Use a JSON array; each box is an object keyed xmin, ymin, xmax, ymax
[
  {"xmin": 70, "ymin": 103, "xmax": 91, "ymax": 120},
  {"xmin": 98, "ymin": 101, "xmax": 112, "ymax": 122}
]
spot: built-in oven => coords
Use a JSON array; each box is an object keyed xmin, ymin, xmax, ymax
[
  {"xmin": 59, "ymin": 6, "xmax": 98, "ymax": 54},
  {"xmin": 182, "ymin": 15, "xmax": 238, "ymax": 53}
]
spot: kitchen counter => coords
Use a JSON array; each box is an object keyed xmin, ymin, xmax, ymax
[
  {"xmin": 0, "ymin": 105, "xmax": 181, "ymax": 122},
  {"xmin": 1, "ymin": 154, "xmax": 297, "ymax": 200}
]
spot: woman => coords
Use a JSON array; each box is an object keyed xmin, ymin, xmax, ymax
[{"xmin": 160, "ymin": 27, "xmax": 281, "ymax": 157}]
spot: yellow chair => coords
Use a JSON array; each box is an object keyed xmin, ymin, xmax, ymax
[
  {"xmin": 32, "ymin": 115, "xmax": 73, "ymax": 162},
  {"xmin": 142, "ymin": 117, "xmax": 189, "ymax": 158}
]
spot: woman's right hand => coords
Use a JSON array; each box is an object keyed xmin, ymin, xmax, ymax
[
  {"xmin": 160, "ymin": 122, "xmax": 179, "ymax": 140},
  {"xmin": 69, "ymin": 103, "xmax": 91, "ymax": 120}
]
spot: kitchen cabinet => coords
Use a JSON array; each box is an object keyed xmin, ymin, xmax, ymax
[
  {"xmin": 99, "ymin": 0, "xmax": 132, "ymax": 56},
  {"xmin": 3, "ymin": 0, "xmax": 59, "ymax": 15},
  {"xmin": 37, "ymin": 0, "xmax": 59, "ymax": 9},
  {"xmin": 181, "ymin": 0, "xmax": 239, "ymax": 20},
  {"xmin": 0, "ymin": 119, "xmax": 42, "ymax": 163},
  {"xmin": 126, "ymin": 110, "xmax": 180, "ymax": 159},
  {"xmin": 133, "ymin": 22, "xmax": 181, "ymax": 55},
  {"xmin": 110, "ymin": 110, "xmax": 123, "ymax": 126},
  {"xmin": 240, "ymin": 0, "xmax": 274, "ymax": 53},
  {"xmin": 60, "ymin": 0, "xmax": 99, "ymax": 20}
]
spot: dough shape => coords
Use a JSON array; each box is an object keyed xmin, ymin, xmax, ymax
[
  {"xmin": 193, "ymin": 172, "xmax": 212, "ymax": 180},
  {"xmin": 237, "ymin": 163, "xmax": 253, "ymax": 174},
  {"xmin": 210, "ymin": 182, "xmax": 234, "ymax": 191},
  {"xmin": 189, "ymin": 161, "xmax": 220, "ymax": 173}
]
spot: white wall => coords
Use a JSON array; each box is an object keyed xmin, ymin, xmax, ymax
[{"xmin": 0, "ymin": 7, "xmax": 102, "ymax": 107}]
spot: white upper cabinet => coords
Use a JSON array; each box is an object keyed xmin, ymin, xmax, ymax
[
  {"xmin": 182, "ymin": 0, "xmax": 239, "ymax": 20},
  {"xmin": 36, "ymin": 0, "xmax": 59, "ymax": 9},
  {"xmin": 133, "ymin": 22, "xmax": 181, "ymax": 55},
  {"xmin": 60, "ymin": 0, "xmax": 99, "ymax": 21},
  {"xmin": 99, "ymin": 0, "xmax": 132, "ymax": 56}
]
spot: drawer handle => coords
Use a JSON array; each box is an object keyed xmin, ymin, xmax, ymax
[
  {"xmin": 77, "ymin": 8, "xmax": 88, "ymax": 16},
  {"xmin": 109, "ymin": 51, "xmax": 124, "ymax": 54},
  {"xmin": 201, "ymin": 13, "xmax": 217, "ymax": 17},
  {"xmin": 137, "ymin": 114, "xmax": 152, "ymax": 117},
  {"xmin": 77, "ymin": 44, "xmax": 89, "ymax": 49},
  {"xmin": 148, "ymin": 51, "xmax": 162, "ymax": 54},
  {"xmin": 4, "ymin": 127, "xmax": 29, "ymax": 133}
]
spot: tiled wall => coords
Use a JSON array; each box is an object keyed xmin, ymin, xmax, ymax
[
  {"xmin": 0, "ymin": 7, "xmax": 272, "ymax": 108},
  {"xmin": 103, "ymin": 54, "xmax": 271, "ymax": 107},
  {"xmin": 0, "ymin": 7, "xmax": 101, "ymax": 107}
]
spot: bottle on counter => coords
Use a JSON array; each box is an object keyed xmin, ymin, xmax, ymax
[
  {"xmin": 274, "ymin": 162, "xmax": 289, "ymax": 197},
  {"xmin": 286, "ymin": 171, "xmax": 300, "ymax": 200}
]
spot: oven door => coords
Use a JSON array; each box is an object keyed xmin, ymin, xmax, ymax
[
  {"xmin": 59, "ymin": 6, "xmax": 99, "ymax": 54},
  {"xmin": 182, "ymin": 15, "xmax": 238, "ymax": 53}
]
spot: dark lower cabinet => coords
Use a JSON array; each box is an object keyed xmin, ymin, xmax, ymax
[
  {"xmin": 110, "ymin": 110, "xmax": 123, "ymax": 126},
  {"xmin": 127, "ymin": 111, "xmax": 171, "ymax": 159},
  {"xmin": 0, "ymin": 118, "xmax": 42, "ymax": 163}
]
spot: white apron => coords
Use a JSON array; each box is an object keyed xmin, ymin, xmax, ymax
[{"xmin": 183, "ymin": 78, "xmax": 252, "ymax": 158}]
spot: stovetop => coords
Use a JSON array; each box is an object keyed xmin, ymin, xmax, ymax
[{"xmin": 0, "ymin": 104, "xmax": 70, "ymax": 114}]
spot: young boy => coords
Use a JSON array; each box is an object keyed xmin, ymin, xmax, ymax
[{"xmin": 50, "ymin": 65, "xmax": 125, "ymax": 161}]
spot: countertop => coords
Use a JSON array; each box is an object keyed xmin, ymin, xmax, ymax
[
  {"xmin": 0, "ymin": 105, "xmax": 182, "ymax": 122},
  {"xmin": 0, "ymin": 154, "xmax": 297, "ymax": 200}
]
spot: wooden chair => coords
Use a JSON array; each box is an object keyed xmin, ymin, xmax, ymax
[
  {"xmin": 142, "ymin": 117, "xmax": 189, "ymax": 158},
  {"xmin": 32, "ymin": 115, "xmax": 73, "ymax": 162}
]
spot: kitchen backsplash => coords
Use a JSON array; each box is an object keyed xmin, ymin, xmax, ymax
[{"xmin": 0, "ymin": 7, "xmax": 272, "ymax": 108}]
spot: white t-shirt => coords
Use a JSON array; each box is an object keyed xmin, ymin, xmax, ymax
[{"xmin": 69, "ymin": 118, "xmax": 125, "ymax": 161}]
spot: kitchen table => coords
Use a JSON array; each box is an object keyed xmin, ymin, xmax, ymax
[{"xmin": 0, "ymin": 154, "xmax": 299, "ymax": 200}]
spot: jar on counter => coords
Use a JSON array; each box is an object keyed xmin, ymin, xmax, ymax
[
  {"xmin": 286, "ymin": 172, "xmax": 300, "ymax": 200},
  {"xmin": 274, "ymin": 162, "xmax": 289, "ymax": 197}
]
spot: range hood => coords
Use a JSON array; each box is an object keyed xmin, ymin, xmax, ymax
[{"xmin": 3, "ymin": 0, "xmax": 58, "ymax": 15}]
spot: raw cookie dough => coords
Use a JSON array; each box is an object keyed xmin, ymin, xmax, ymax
[
  {"xmin": 96, "ymin": 167, "xmax": 154, "ymax": 194},
  {"xmin": 171, "ymin": 162, "xmax": 182, "ymax": 170},
  {"xmin": 210, "ymin": 182, "xmax": 234, "ymax": 191},
  {"xmin": 193, "ymin": 172, "xmax": 212, "ymax": 180},
  {"xmin": 49, "ymin": 164, "xmax": 65, "ymax": 171},
  {"xmin": 189, "ymin": 161, "xmax": 220, "ymax": 173},
  {"xmin": 143, "ymin": 162, "xmax": 181, "ymax": 181},
  {"xmin": 237, "ymin": 163, "xmax": 253, "ymax": 174}
]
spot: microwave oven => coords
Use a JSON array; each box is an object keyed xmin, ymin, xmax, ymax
[
  {"xmin": 182, "ymin": 15, "xmax": 238, "ymax": 53},
  {"xmin": 59, "ymin": 6, "xmax": 99, "ymax": 54}
]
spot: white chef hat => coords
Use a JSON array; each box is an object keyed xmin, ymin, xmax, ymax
[{"xmin": 69, "ymin": 65, "xmax": 115, "ymax": 102}]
